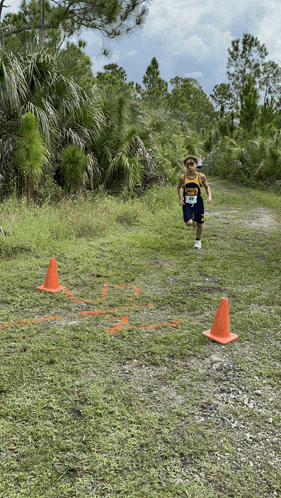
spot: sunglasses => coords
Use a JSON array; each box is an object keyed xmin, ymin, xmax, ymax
[{"xmin": 186, "ymin": 161, "xmax": 195, "ymax": 166}]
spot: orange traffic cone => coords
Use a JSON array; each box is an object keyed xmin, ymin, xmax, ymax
[
  {"xmin": 37, "ymin": 258, "xmax": 66, "ymax": 293},
  {"xmin": 202, "ymin": 297, "xmax": 238, "ymax": 344}
]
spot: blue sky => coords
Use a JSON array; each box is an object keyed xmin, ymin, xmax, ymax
[{"xmin": 5, "ymin": 0, "xmax": 281, "ymax": 97}]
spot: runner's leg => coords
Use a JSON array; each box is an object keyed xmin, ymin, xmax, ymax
[{"xmin": 196, "ymin": 223, "xmax": 203, "ymax": 239}]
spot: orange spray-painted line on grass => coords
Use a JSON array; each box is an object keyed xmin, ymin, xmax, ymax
[
  {"xmin": 0, "ymin": 284, "xmax": 143, "ymax": 332},
  {"xmin": 107, "ymin": 316, "xmax": 129, "ymax": 335},
  {"xmin": 0, "ymin": 282, "xmax": 182, "ymax": 335},
  {"xmin": 0, "ymin": 316, "xmax": 62, "ymax": 329},
  {"xmin": 135, "ymin": 320, "xmax": 183, "ymax": 330},
  {"xmin": 78, "ymin": 303, "xmax": 153, "ymax": 318},
  {"xmin": 65, "ymin": 284, "xmax": 141, "ymax": 304},
  {"xmin": 107, "ymin": 303, "xmax": 153, "ymax": 313},
  {"xmin": 78, "ymin": 309, "xmax": 182, "ymax": 335},
  {"xmin": 78, "ymin": 308, "xmax": 129, "ymax": 335},
  {"xmin": 78, "ymin": 302, "xmax": 153, "ymax": 334}
]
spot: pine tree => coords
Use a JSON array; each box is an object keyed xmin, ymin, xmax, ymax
[
  {"xmin": 1, "ymin": 0, "xmax": 148, "ymax": 43},
  {"xmin": 142, "ymin": 57, "xmax": 168, "ymax": 103},
  {"xmin": 259, "ymin": 60, "xmax": 281, "ymax": 109},
  {"xmin": 104, "ymin": 63, "xmax": 127, "ymax": 83},
  {"xmin": 210, "ymin": 83, "xmax": 234, "ymax": 113},
  {"xmin": 15, "ymin": 112, "xmax": 47, "ymax": 200},
  {"xmin": 226, "ymin": 33, "xmax": 268, "ymax": 105},
  {"xmin": 169, "ymin": 77, "xmax": 216, "ymax": 131},
  {"xmin": 239, "ymin": 75, "xmax": 260, "ymax": 133},
  {"xmin": 60, "ymin": 145, "xmax": 88, "ymax": 192}
]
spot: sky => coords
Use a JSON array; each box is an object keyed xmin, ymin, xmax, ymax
[{"xmin": 4, "ymin": 0, "xmax": 281, "ymax": 97}]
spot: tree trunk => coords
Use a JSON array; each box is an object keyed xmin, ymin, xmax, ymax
[{"xmin": 39, "ymin": 0, "xmax": 45, "ymax": 45}]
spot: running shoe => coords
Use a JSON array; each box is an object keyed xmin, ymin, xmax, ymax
[{"xmin": 194, "ymin": 239, "xmax": 201, "ymax": 249}]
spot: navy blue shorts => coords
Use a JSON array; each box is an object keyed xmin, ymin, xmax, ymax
[{"xmin": 182, "ymin": 197, "xmax": 204, "ymax": 224}]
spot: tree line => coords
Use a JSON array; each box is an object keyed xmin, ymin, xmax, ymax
[
  {"xmin": 0, "ymin": 1, "xmax": 281, "ymax": 201},
  {"xmin": 206, "ymin": 33, "xmax": 281, "ymax": 186}
]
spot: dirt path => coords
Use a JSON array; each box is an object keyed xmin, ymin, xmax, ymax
[{"xmin": 207, "ymin": 178, "xmax": 278, "ymax": 232}]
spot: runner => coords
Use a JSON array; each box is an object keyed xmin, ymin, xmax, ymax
[
  {"xmin": 197, "ymin": 155, "xmax": 203, "ymax": 170},
  {"xmin": 177, "ymin": 156, "xmax": 212, "ymax": 249}
]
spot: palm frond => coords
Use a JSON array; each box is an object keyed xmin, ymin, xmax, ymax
[{"xmin": 105, "ymin": 153, "xmax": 143, "ymax": 190}]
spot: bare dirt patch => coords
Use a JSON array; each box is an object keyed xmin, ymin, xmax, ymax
[{"xmin": 207, "ymin": 207, "xmax": 277, "ymax": 232}]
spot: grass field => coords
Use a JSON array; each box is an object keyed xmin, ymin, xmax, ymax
[{"xmin": 0, "ymin": 177, "xmax": 280, "ymax": 497}]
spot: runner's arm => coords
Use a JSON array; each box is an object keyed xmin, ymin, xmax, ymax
[
  {"xmin": 200, "ymin": 174, "xmax": 212, "ymax": 203},
  {"xmin": 177, "ymin": 175, "xmax": 185, "ymax": 206}
]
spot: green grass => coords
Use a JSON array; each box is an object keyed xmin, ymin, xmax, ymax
[{"xmin": 0, "ymin": 178, "xmax": 280, "ymax": 497}]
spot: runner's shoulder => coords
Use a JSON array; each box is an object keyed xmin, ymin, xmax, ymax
[
  {"xmin": 178, "ymin": 173, "xmax": 185, "ymax": 182},
  {"xmin": 199, "ymin": 172, "xmax": 207, "ymax": 183}
]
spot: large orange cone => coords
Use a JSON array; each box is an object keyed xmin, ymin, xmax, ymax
[
  {"xmin": 37, "ymin": 258, "xmax": 66, "ymax": 293},
  {"xmin": 202, "ymin": 297, "xmax": 238, "ymax": 344}
]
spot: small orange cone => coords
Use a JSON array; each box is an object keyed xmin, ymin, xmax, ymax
[
  {"xmin": 37, "ymin": 258, "xmax": 66, "ymax": 293},
  {"xmin": 202, "ymin": 297, "xmax": 238, "ymax": 344}
]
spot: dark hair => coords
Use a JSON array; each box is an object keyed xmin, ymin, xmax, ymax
[{"xmin": 184, "ymin": 156, "xmax": 198, "ymax": 165}]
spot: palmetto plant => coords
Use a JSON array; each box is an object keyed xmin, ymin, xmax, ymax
[
  {"xmin": 93, "ymin": 87, "xmax": 144, "ymax": 191},
  {"xmin": 250, "ymin": 134, "xmax": 281, "ymax": 179},
  {"xmin": 209, "ymin": 133, "xmax": 281, "ymax": 183},
  {"xmin": 138, "ymin": 104, "xmax": 203, "ymax": 180},
  {"xmin": 0, "ymin": 45, "xmax": 104, "ymax": 194}
]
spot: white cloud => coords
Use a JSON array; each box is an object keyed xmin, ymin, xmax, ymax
[
  {"xmin": 185, "ymin": 71, "xmax": 204, "ymax": 78},
  {"xmin": 163, "ymin": 32, "xmax": 209, "ymax": 59},
  {"xmin": 255, "ymin": 1, "xmax": 281, "ymax": 64},
  {"xmin": 88, "ymin": 50, "xmax": 120, "ymax": 72},
  {"xmin": 143, "ymin": 0, "xmax": 268, "ymax": 55},
  {"xmin": 138, "ymin": 0, "xmax": 279, "ymax": 93},
  {"xmin": 144, "ymin": 0, "xmax": 263, "ymax": 37},
  {"xmin": 140, "ymin": 0, "xmax": 252, "ymax": 69},
  {"xmin": 82, "ymin": 31, "xmax": 103, "ymax": 49},
  {"xmin": 2, "ymin": 0, "xmax": 21, "ymax": 15},
  {"xmin": 160, "ymin": 22, "xmax": 232, "ymax": 69},
  {"xmin": 125, "ymin": 50, "xmax": 137, "ymax": 56},
  {"xmin": 146, "ymin": 0, "xmax": 203, "ymax": 34}
]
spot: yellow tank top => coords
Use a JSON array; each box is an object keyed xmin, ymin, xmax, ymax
[{"xmin": 183, "ymin": 172, "xmax": 201, "ymax": 198}]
